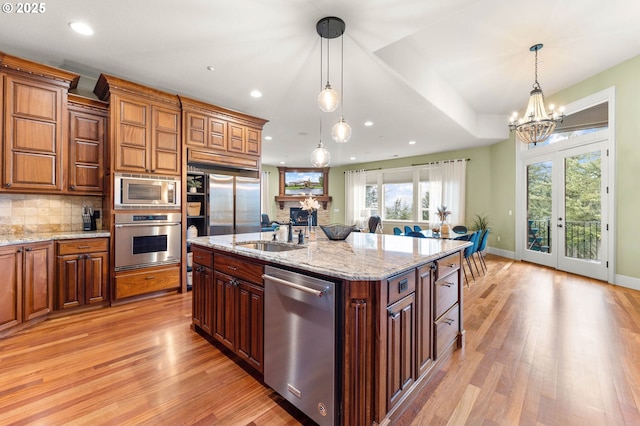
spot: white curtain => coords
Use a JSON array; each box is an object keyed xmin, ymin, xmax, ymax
[
  {"xmin": 441, "ymin": 160, "xmax": 467, "ymax": 226},
  {"xmin": 345, "ymin": 169, "xmax": 366, "ymax": 225}
]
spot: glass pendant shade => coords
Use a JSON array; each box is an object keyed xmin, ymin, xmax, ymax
[
  {"xmin": 331, "ymin": 118, "xmax": 352, "ymax": 143},
  {"xmin": 310, "ymin": 142, "xmax": 331, "ymax": 167},
  {"xmin": 318, "ymin": 84, "xmax": 339, "ymax": 112}
]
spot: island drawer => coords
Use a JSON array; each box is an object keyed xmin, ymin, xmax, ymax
[
  {"xmin": 434, "ymin": 272, "xmax": 459, "ymax": 320},
  {"xmin": 192, "ymin": 246, "xmax": 214, "ymax": 269},
  {"xmin": 57, "ymin": 238, "xmax": 108, "ymax": 255},
  {"xmin": 436, "ymin": 252, "xmax": 461, "ymax": 278},
  {"xmin": 434, "ymin": 303, "xmax": 459, "ymax": 359},
  {"xmin": 387, "ymin": 270, "xmax": 416, "ymax": 305},
  {"xmin": 215, "ymin": 253, "xmax": 264, "ymax": 285}
]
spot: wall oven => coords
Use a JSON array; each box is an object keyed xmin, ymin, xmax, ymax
[
  {"xmin": 114, "ymin": 173, "xmax": 180, "ymax": 209},
  {"xmin": 114, "ymin": 213, "xmax": 181, "ymax": 271}
]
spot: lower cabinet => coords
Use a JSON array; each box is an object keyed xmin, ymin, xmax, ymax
[
  {"xmin": 0, "ymin": 241, "xmax": 53, "ymax": 333},
  {"xmin": 56, "ymin": 238, "xmax": 109, "ymax": 309},
  {"xmin": 386, "ymin": 293, "xmax": 416, "ymax": 411},
  {"xmin": 113, "ymin": 264, "xmax": 180, "ymax": 300},
  {"xmin": 192, "ymin": 262, "xmax": 213, "ymax": 336}
]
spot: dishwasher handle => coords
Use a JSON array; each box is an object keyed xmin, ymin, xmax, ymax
[{"xmin": 263, "ymin": 274, "xmax": 327, "ymax": 297}]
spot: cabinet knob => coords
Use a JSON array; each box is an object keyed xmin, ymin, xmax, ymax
[
  {"xmin": 70, "ymin": 185, "xmax": 75, "ymax": 190},
  {"xmin": 25, "ymin": 247, "xmax": 32, "ymax": 252},
  {"xmin": 4, "ymin": 183, "xmax": 11, "ymax": 188}
]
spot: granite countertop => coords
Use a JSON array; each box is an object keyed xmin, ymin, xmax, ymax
[
  {"xmin": 0, "ymin": 230, "xmax": 111, "ymax": 247},
  {"xmin": 188, "ymin": 231, "xmax": 471, "ymax": 281}
]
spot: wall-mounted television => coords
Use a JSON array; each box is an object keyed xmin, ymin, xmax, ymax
[{"xmin": 278, "ymin": 167, "xmax": 329, "ymax": 197}]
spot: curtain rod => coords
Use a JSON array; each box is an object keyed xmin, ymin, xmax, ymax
[
  {"xmin": 343, "ymin": 167, "xmax": 381, "ymax": 173},
  {"xmin": 411, "ymin": 158, "xmax": 470, "ymax": 167}
]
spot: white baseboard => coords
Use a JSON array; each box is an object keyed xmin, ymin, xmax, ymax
[
  {"xmin": 614, "ymin": 274, "xmax": 640, "ymax": 291},
  {"xmin": 487, "ymin": 246, "xmax": 515, "ymax": 259}
]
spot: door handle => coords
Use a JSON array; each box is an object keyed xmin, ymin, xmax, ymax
[{"xmin": 557, "ymin": 224, "xmax": 563, "ymax": 228}]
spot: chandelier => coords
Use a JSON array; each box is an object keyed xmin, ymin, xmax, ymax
[{"xmin": 508, "ymin": 44, "xmax": 563, "ymax": 145}]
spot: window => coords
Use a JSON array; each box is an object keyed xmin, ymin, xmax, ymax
[{"xmin": 528, "ymin": 102, "xmax": 608, "ymax": 149}]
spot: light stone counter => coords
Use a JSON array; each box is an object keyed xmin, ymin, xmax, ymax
[
  {"xmin": 0, "ymin": 230, "xmax": 110, "ymax": 247},
  {"xmin": 188, "ymin": 231, "xmax": 470, "ymax": 281}
]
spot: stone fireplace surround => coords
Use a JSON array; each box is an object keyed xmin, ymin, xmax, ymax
[{"xmin": 273, "ymin": 200, "xmax": 329, "ymax": 227}]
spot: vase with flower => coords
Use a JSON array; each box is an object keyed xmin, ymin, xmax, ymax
[
  {"xmin": 300, "ymin": 196, "xmax": 320, "ymax": 239},
  {"xmin": 436, "ymin": 205, "xmax": 452, "ymax": 234}
]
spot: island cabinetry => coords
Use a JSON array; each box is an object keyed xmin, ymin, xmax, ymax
[
  {"xmin": 433, "ymin": 252, "xmax": 462, "ymax": 358},
  {"xmin": 67, "ymin": 94, "xmax": 107, "ymax": 194},
  {"xmin": 212, "ymin": 252, "xmax": 264, "ymax": 373},
  {"xmin": 180, "ymin": 95, "xmax": 267, "ymax": 171},
  {"xmin": 191, "ymin": 245, "xmax": 214, "ymax": 335},
  {"xmin": 385, "ymin": 270, "xmax": 417, "ymax": 412},
  {"xmin": 94, "ymin": 74, "xmax": 181, "ymax": 176},
  {"xmin": 0, "ymin": 53, "xmax": 79, "ymax": 192},
  {"xmin": 0, "ymin": 241, "xmax": 53, "ymax": 333},
  {"xmin": 416, "ymin": 263, "xmax": 435, "ymax": 377},
  {"xmin": 56, "ymin": 238, "xmax": 109, "ymax": 310}
]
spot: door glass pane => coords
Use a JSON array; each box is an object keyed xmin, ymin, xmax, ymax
[
  {"xmin": 564, "ymin": 152, "xmax": 601, "ymax": 261},
  {"xmin": 527, "ymin": 161, "xmax": 552, "ymax": 253}
]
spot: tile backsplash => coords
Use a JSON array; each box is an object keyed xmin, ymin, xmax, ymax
[{"xmin": 0, "ymin": 194, "xmax": 103, "ymax": 235}]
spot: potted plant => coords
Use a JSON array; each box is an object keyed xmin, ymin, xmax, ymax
[
  {"xmin": 187, "ymin": 177, "xmax": 202, "ymax": 193},
  {"xmin": 435, "ymin": 205, "xmax": 452, "ymax": 233}
]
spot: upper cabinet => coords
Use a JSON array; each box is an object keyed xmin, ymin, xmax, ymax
[
  {"xmin": 180, "ymin": 95, "xmax": 267, "ymax": 171},
  {"xmin": 94, "ymin": 74, "xmax": 181, "ymax": 176},
  {"xmin": 67, "ymin": 94, "xmax": 108, "ymax": 194},
  {"xmin": 0, "ymin": 52, "xmax": 79, "ymax": 192}
]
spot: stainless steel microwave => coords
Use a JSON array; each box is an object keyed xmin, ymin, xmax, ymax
[{"xmin": 114, "ymin": 174, "xmax": 181, "ymax": 209}]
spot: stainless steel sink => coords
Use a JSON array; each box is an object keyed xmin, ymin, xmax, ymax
[{"xmin": 236, "ymin": 241, "xmax": 304, "ymax": 252}]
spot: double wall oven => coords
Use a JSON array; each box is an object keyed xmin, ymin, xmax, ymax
[{"xmin": 113, "ymin": 174, "xmax": 182, "ymax": 272}]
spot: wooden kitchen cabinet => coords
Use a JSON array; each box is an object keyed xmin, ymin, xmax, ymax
[
  {"xmin": 0, "ymin": 241, "xmax": 53, "ymax": 333},
  {"xmin": 94, "ymin": 74, "xmax": 181, "ymax": 176},
  {"xmin": 416, "ymin": 263, "xmax": 435, "ymax": 377},
  {"xmin": 208, "ymin": 252, "xmax": 265, "ymax": 373},
  {"xmin": 56, "ymin": 238, "xmax": 109, "ymax": 310},
  {"xmin": 433, "ymin": 251, "xmax": 462, "ymax": 359},
  {"xmin": 67, "ymin": 95, "xmax": 107, "ymax": 194},
  {"xmin": 191, "ymin": 245, "xmax": 214, "ymax": 335},
  {"xmin": 180, "ymin": 95, "xmax": 267, "ymax": 171}
]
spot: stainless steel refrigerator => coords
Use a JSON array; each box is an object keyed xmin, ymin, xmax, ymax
[{"xmin": 209, "ymin": 174, "xmax": 261, "ymax": 235}]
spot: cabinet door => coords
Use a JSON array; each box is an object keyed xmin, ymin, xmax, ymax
[
  {"xmin": 114, "ymin": 96, "xmax": 149, "ymax": 173},
  {"xmin": 237, "ymin": 280, "xmax": 264, "ymax": 373},
  {"xmin": 22, "ymin": 242, "xmax": 53, "ymax": 321},
  {"xmin": 213, "ymin": 271, "xmax": 236, "ymax": 350},
  {"xmin": 68, "ymin": 108, "xmax": 106, "ymax": 193},
  {"xmin": 192, "ymin": 265, "xmax": 213, "ymax": 336},
  {"xmin": 151, "ymin": 105, "xmax": 180, "ymax": 175},
  {"xmin": 56, "ymin": 254, "xmax": 83, "ymax": 309},
  {"xmin": 0, "ymin": 245, "xmax": 23, "ymax": 331},
  {"xmin": 416, "ymin": 263, "xmax": 434, "ymax": 377},
  {"xmin": 185, "ymin": 111, "xmax": 207, "ymax": 148},
  {"xmin": 245, "ymin": 127, "xmax": 261, "ymax": 156},
  {"xmin": 3, "ymin": 75, "xmax": 63, "ymax": 190},
  {"xmin": 208, "ymin": 117, "xmax": 227, "ymax": 150},
  {"xmin": 227, "ymin": 123, "xmax": 245, "ymax": 154},
  {"xmin": 84, "ymin": 252, "xmax": 108, "ymax": 305},
  {"xmin": 386, "ymin": 293, "xmax": 416, "ymax": 411}
]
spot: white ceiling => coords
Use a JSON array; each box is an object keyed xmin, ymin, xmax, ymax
[{"xmin": 1, "ymin": 0, "xmax": 639, "ymax": 167}]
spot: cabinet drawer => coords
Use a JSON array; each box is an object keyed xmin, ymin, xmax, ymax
[
  {"xmin": 215, "ymin": 253, "xmax": 263, "ymax": 285},
  {"xmin": 387, "ymin": 270, "xmax": 416, "ymax": 305},
  {"xmin": 57, "ymin": 238, "xmax": 108, "ymax": 255},
  {"xmin": 114, "ymin": 265, "xmax": 180, "ymax": 299},
  {"xmin": 434, "ymin": 304, "xmax": 459, "ymax": 359},
  {"xmin": 191, "ymin": 246, "xmax": 214, "ymax": 269},
  {"xmin": 434, "ymin": 272, "xmax": 459, "ymax": 320},
  {"xmin": 437, "ymin": 252, "xmax": 461, "ymax": 278}
]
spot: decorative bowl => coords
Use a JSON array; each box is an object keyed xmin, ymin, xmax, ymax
[{"xmin": 320, "ymin": 224, "xmax": 356, "ymax": 240}]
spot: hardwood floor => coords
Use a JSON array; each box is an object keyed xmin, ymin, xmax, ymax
[{"xmin": 1, "ymin": 254, "xmax": 639, "ymax": 425}]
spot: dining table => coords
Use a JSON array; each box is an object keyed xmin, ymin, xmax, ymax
[{"xmin": 408, "ymin": 229, "xmax": 470, "ymax": 240}]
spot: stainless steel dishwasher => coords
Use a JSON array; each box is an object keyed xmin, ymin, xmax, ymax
[{"xmin": 263, "ymin": 266, "xmax": 337, "ymax": 426}]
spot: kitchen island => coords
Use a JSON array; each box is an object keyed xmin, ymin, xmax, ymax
[{"xmin": 188, "ymin": 231, "xmax": 470, "ymax": 425}]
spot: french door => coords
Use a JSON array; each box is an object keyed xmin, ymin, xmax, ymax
[{"xmin": 520, "ymin": 135, "xmax": 609, "ymax": 281}]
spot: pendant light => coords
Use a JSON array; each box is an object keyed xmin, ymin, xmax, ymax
[
  {"xmin": 317, "ymin": 17, "xmax": 344, "ymax": 113},
  {"xmin": 331, "ymin": 31, "xmax": 352, "ymax": 143},
  {"xmin": 311, "ymin": 113, "xmax": 330, "ymax": 167},
  {"xmin": 508, "ymin": 44, "xmax": 564, "ymax": 145}
]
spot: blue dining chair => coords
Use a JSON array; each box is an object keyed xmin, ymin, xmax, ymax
[
  {"xmin": 462, "ymin": 230, "xmax": 482, "ymax": 285},
  {"xmin": 404, "ymin": 225, "xmax": 413, "ymax": 234},
  {"xmin": 413, "ymin": 225, "xmax": 422, "ymax": 232},
  {"xmin": 406, "ymin": 231, "xmax": 426, "ymax": 238},
  {"xmin": 476, "ymin": 229, "xmax": 490, "ymax": 271},
  {"xmin": 452, "ymin": 225, "xmax": 467, "ymax": 234},
  {"xmin": 393, "ymin": 227, "xmax": 402, "ymax": 235}
]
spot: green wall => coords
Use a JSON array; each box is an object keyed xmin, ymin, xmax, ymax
[{"xmin": 263, "ymin": 54, "xmax": 640, "ymax": 281}]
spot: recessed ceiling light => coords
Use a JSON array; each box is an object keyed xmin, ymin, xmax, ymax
[
  {"xmin": 206, "ymin": 65, "xmax": 215, "ymax": 71},
  {"xmin": 409, "ymin": 140, "xmax": 416, "ymax": 145},
  {"xmin": 279, "ymin": 161, "xmax": 286, "ymax": 165},
  {"xmin": 264, "ymin": 136, "xmax": 272, "ymax": 141},
  {"xmin": 350, "ymin": 156, "xmax": 357, "ymax": 160},
  {"xmin": 68, "ymin": 22, "xmax": 93, "ymax": 36},
  {"xmin": 250, "ymin": 90, "xmax": 262, "ymax": 98},
  {"xmin": 364, "ymin": 121, "xmax": 374, "ymax": 127}
]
